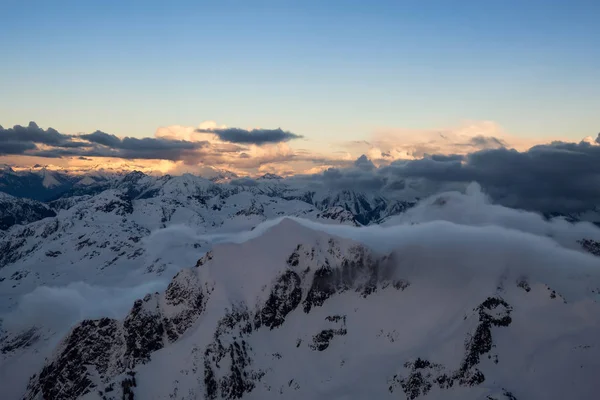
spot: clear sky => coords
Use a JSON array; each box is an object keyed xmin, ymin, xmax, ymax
[{"xmin": 2, "ymin": 0, "xmax": 599, "ymax": 144}]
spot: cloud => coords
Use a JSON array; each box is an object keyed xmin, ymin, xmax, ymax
[
  {"xmin": 2, "ymin": 280, "xmax": 169, "ymax": 332},
  {"xmin": 181, "ymin": 189, "xmax": 600, "ymax": 302},
  {"xmin": 342, "ymin": 121, "xmax": 559, "ymax": 164},
  {"xmin": 149, "ymin": 123, "xmax": 323, "ymax": 176},
  {"xmin": 3, "ymin": 184, "xmax": 600, "ymax": 351},
  {"xmin": 386, "ymin": 141, "xmax": 600, "ymax": 213},
  {"xmin": 354, "ymin": 154, "xmax": 376, "ymax": 171},
  {"xmin": 300, "ymin": 138, "xmax": 600, "ymax": 214},
  {"xmin": 0, "ymin": 141, "xmax": 37, "ymax": 155},
  {"xmin": 0, "ymin": 121, "xmax": 84, "ymax": 155},
  {"xmin": 0, "ymin": 121, "xmax": 83, "ymax": 148},
  {"xmin": 79, "ymin": 131, "xmax": 121, "ymax": 147},
  {"xmin": 196, "ymin": 127, "xmax": 302, "ymax": 145},
  {"xmin": 75, "ymin": 131, "xmax": 209, "ymax": 160},
  {"xmin": 468, "ymin": 135, "xmax": 506, "ymax": 149},
  {"xmin": 1, "ymin": 120, "xmax": 590, "ymax": 184},
  {"xmin": 0, "ymin": 122, "xmax": 209, "ymax": 161},
  {"xmin": 2, "ymin": 224, "xmax": 210, "ymax": 332}
]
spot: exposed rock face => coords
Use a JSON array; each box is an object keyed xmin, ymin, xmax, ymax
[
  {"xmin": 579, "ymin": 238, "xmax": 600, "ymax": 257},
  {"xmin": 389, "ymin": 297, "xmax": 513, "ymax": 399},
  {"xmin": 0, "ymin": 193, "xmax": 56, "ymax": 230},
  {"xmin": 16, "ymin": 219, "xmax": 597, "ymax": 400},
  {"xmin": 94, "ymin": 192, "xmax": 134, "ymax": 215},
  {"xmin": 203, "ymin": 306, "xmax": 263, "ymax": 400},
  {"xmin": 302, "ymin": 242, "xmax": 402, "ymax": 313},
  {"xmin": 310, "ymin": 190, "xmax": 400, "ymax": 225},
  {"xmin": 22, "ymin": 234, "xmax": 402, "ymax": 400},
  {"xmin": 315, "ymin": 206, "xmax": 361, "ymax": 226},
  {"xmin": 24, "ymin": 268, "xmax": 205, "ymax": 399},
  {"xmin": 0, "ymin": 327, "xmax": 40, "ymax": 354},
  {"xmin": 309, "ymin": 315, "xmax": 347, "ymax": 351},
  {"xmin": 25, "ymin": 318, "xmax": 123, "ymax": 400},
  {"xmin": 254, "ymin": 270, "xmax": 302, "ymax": 330},
  {"xmin": 200, "ymin": 239, "xmax": 396, "ymax": 399},
  {"xmin": 235, "ymin": 200, "xmax": 265, "ymax": 217}
]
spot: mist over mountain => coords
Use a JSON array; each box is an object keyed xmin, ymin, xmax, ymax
[{"xmin": 1, "ymin": 166, "xmax": 600, "ymax": 399}]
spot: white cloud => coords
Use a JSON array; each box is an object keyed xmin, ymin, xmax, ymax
[
  {"xmin": 345, "ymin": 121, "xmax": 563, "ymax": 164},
  {"xmin": 0, "ymin": 120, "xmax": 579, "ymax": 177},
  {"xmin": 2, "ymin": 280, "xmax": 169, "ymax": 332}
]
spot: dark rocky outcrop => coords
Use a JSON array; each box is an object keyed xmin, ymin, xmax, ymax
[
  {"xmin": 389, "ymin": 297, "xmax": 513, "ymax": 398},
  {"xmin": 302, "ymin": 244, "xmax": 403, "ymax": 312},
  {"xmin": 579, "ymin": 238, "xmax": 600, "ymax": 257},
  {"xmin": 254, "ymin": 270, "xmax": 302, "ymax": 329},
  {"xmin": 204, "ymin": 306, "xmax": 264, "ymax": 400},
  {"xmin": 0, "ymin": 327, "xmax": 40, "ymax": 354},
  {"xmin": 24, "ymin": 269, "xmax": 205, "ymax": 400},
  {"xmin": 487, "ymin": 389, "xmax": 518, "ymax": 400},
  {"xmin": 94, "ymin": 193, "xmax": 134, "ymax": 215},
  {"xmin": 0, "ymin": 193, "xmax": 56, "ymax": 230},
  {"xmin": 309, "ymin": 315, "xmax": 348, "ymax": 351},
  {"xmin": 25, "ymin": 318, "xmax": 124, "ymax": 400}
]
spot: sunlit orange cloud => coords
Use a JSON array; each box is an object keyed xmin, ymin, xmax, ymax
[
  {"xmin": 0, "ymin": 121, "xmax": 346, "ymax": 177},
  {"xmin": 339, "ymin": 120, "xmax": 566, "ymax": 165},
  {"xmin": 1, "ymin": 120, "xmax": 570, "ymax": 177}
]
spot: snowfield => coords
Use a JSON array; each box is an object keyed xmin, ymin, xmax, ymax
[{"xmin": 1, "ymin": 177, "xmax": 600, "ymax": 400}]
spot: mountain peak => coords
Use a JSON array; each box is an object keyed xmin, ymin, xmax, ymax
[
  {"xmin": 0, "ymin": 164, "xmax": 14, "ymax": 173},
  {"xmin": 121, "ymin": 170, "xmax": 147, "ymax": 181},
  {"xmin": 40, "ymin": 170, "xmax": 61, "ymax": 188},
  {"xmin": 259, "ymin": 173, "xmax": 283, "ymax": 180}
]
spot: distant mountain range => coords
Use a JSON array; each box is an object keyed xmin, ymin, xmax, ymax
[
  {"xmin": 0, "ymin": 165, "xmax": 117, "ymax": 201},
  {"xmin": 0, "ymin": 168, "xmax": 417, "ymax": 230}
]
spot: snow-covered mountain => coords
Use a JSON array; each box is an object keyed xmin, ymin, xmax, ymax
[
  {"xmin": 0, "ymin": 173, "xmax": 369, "ymax": 318},
  {"xmin": 6, "ymin": 218, "xmax": 600, "ymax": 400},
  {"xmin": 0, "ymin": 170, "xmax": 414, "ymax": 225},
  {"xmin": 0, "ymin": 192, "xmax": 56, "ymax": 230},
  {"xmin": 0, "ymin": 168, "xmax": 116, "ymax": 201},
  {"xmin": 1, "ymin": 173, "xmax": 600, "ymax": 399}
]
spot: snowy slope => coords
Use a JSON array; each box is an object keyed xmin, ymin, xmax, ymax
[
  {"xmin": 0, "ymin": 176, "xmax": 362, "ymax": 317},
  {"xmin": 1, "ymin": 170, "xmax": 414, "ymax": 225},
  {"xmin": 39, "ymin": 169, "xmax": 61, "ymax": 189},
  {"xmin": 12, "ymin": 218, "xmax": 600, "ymax": 400},
  {"xmin": 2, "ymin": 181, "xmax": 600, "ymax": 399},
  {"xmin": 0, "ymin": 168, "xmax": 117, "ymax": 201},
  {"xmin": 0, "ymin": 192, "xmax": 56, "ymax": 230}
]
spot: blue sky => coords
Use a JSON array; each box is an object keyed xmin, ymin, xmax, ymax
[{"xmin": 2, "ymin": 0, "xmax": 599, "ymax": 144}]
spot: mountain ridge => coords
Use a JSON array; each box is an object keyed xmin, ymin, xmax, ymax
[{"xmin": 14, "ymin": 218, "xmax": 600, "ymax": 400}]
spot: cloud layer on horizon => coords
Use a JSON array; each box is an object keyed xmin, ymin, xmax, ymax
[
  {"xmin": 0, "ymin": 121, "xmax": 312, "ymax": 176},
  {"xmin": 2, "ymin": 120, "xmax": 598, "ymax": 203},
  {"xmin": 285, "ymin": 136, "xmax": 600, "ymax": 214}
]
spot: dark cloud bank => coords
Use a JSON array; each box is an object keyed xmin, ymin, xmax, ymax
[
  {"xmin": 295, "ymin": 135, "xmax": 600, "ymax": 215},
  {"xmin": 0, "ymin": 122, "xmax": 301, "ymax": 161},
  {"xmin": 196, "ymin": 127, "xmax": 302, "ymax": 145},
  {"xmin": 0, "ymin": 122, "xmax": 209, "ymax": 160}
]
